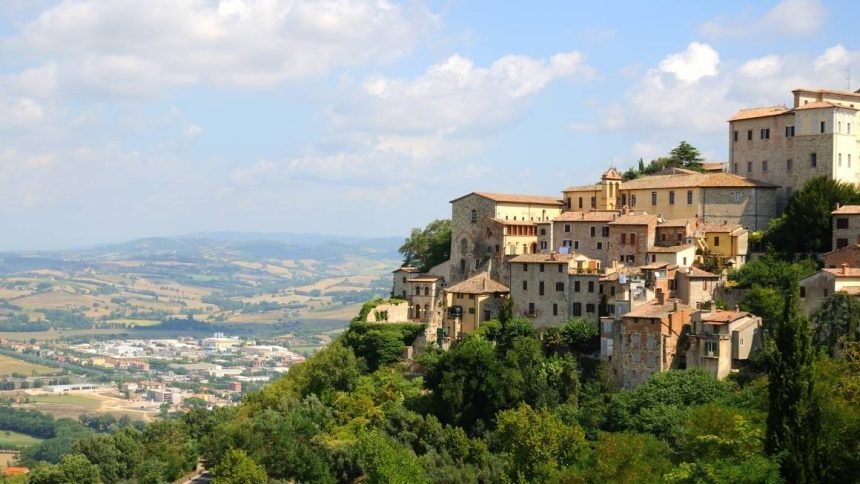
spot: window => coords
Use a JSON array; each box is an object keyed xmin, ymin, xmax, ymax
[
  {"xmin": 563, "ymin": 239, "xmax": 572, "ymax": 247},
  {"xmin": 468, "ymin": 307, "xmax": 475, "ymax": 314},
  {"xmin": 687, "ymin": 190, "xmax": 693, "ymax": 204},
  {"xmin": 631, "ymin": 195, "xmax": 637, "ymax": 206},
  {"xmin": 460, "ymin": 238, "xmax": 467, "ymax": 255},
  {"xmin": 475, "ymin": 259, "xmax": 481, "ymax": 270},
  {"xmin": 661, "ymin": 233, "xmax": 667, "ymax": 241},
  {"xmin": 597, "ymin": 241, "xmax": 603, "ymax": 250},
  {"xmin": 714, "ymin": 236, "xmax": 720, "ymax": 246},
  {"xmin": 733, "ymin": 130, "xmax": 738, "ymax": 142},
  {"xmin": 528, "ymin": 302, "xmax": 535, "ymax": 315},
  {"xmin": 558, "ymin": 264, "xmax": 563, "ymax": 273},
  {"xmin": 836, "ymin": 238, "xmax": 849, "ymax": 249},
  {"xmin": 848, "ymin": 123, "xmax": 852, "ymax": 135},
  {"xmin": 574, "ymin": 281, "xmax": 581, "ymax": 292},
  {"xmin": 732, "ymin": 162, "xmax": 738, "ymax": 174},
  {"xmin": 747, "ymin": 161, "xmax": 752, "ymax": 172},
  {"xmin": 800, "ymin": 286, "xmax": 806, "ymax": 298},
  {"xmin": 566, "ymin": 197, "xmax": 571, "ymax": 209},
  {"xmin": 602, "ymin": 226, "xmax": 610, "ymax": 237},
  {"xmin": 415, "ymin": 286, "xmax": 421, "ymax": 295},
  {"xmin": 564, "ymin": 224, "xmax": 571, "ymax": 233},
  {"xmin": 578, "ymin": 197, "xmax": 583, "ymax": 209},
  {"xmin": 669, "ymin": 191, "xmax": 675, "ymax": 205},
  {"xmin": 590, "ymin": 196, "xmax": 596, "ymax": 209},
  {"xmin": 540, "ymin": 240, "xmax": 548, "ymax": 250},
  {"xmin": 523, "ymin": 263, "xmax": 528, "ymax": 271},
  {"xmin": 811, "ymin": 153, "xmax": 817, "ymax": 167},
  {"xmin": 646, "ymin": 334, "xmax": 655, "ymax": 350},
  {"xmin": 574, "ymin": 240, "xmax": 580, "ymax": 250},
  {"xmin": 539, "ymin": 263, "xmax": 545, "ymax": 273},
  {"xmin": 552, "ymin": 303, "xmax": 558, "ymax": 316},
  {"xmin": 573, "ymin": 303, "xmax": 582, "ymax": 316},
  {"xmin": 839, "ymin": 153, "xmax": 843, "ymax": 167},
  {"xmin": 621, "ymin": 233, "xmax": 627, "ymax": 244},
  {"xmin": 849, "ymin": 154, "xmax": 852, "ymax": 168},
  {"xmin": 630, "ymin": 233, "xmax": 636, "ymax": 244},
  {"xmin": 590, "ymin": 226, "xmax": 596, "ymax": 237},
  {"xmin": 704, "ymin": 340, "xmax": 718, "ymax": 355},
  {"xmin": 460, "ymin": 259, "xmax": 466, "ymax": 272},
  {"xmin": 522, "ymin": 280, "xmax": 528, "ymax": 291},
  {"xmin": 760, "ymin": 128, "xmax": 770, "ymax": 139},
  {"xmin": 785, "ymin": 125, "xmax": 795, "ymax": 137},
  {"xmin": 424, "ymin": 287, "xmax": 430, "ymax": 296},
  {"xmin": 787, "ymin": 159, "xmax": 793, "ymax": 171},
  {"xmin": 470, "ymin": 209, "xmax": 477, "ymax": 223},
  {"xmin": 746, "ymin": 129, "xmax": 752, "ymax": 140},
  {"xmin": 651, "ymin": 191, "xmax": 657, "ymax": 205},
  {"xmin": 610, "ymin": 286, "xmax": 616, "ymax": 296},
  {"xmin": 626, "ymin": 254, "xmax": 636, "ymax": 263},
  {"xmin": 762, "ymin": 160, "xmax": 768, "ymax": 172},
  {"xmin": 556, "ymin": 282, "xmax": 565, "ymax": 291},
  {"xmin": 586, "ymin": 303, "xmax": 595, "ymax": 313},
  {"xmin": 402, "ymin": 277, "xmax": 406, "ymax": 283},
  {"xmin": 820, "ymin": 121, "xmax": 826, "ymax": 133},
  {"xmin": 539, "ymin": 228, "xmax": 546, "ymax": 236},
  {"xmin": 539, "ymin": 281, "xmax": 545, "ymax": 296},
  {"xmin": 651, "ymin": 254, "xmax": 656, "ymax": 263},
  {"xmin": 838, "ymin": 121, "xmax": 842, "ymax": 133},
  {"xmin": 588, "ymin": 281, "xmax": 595, "ymax": 293}
]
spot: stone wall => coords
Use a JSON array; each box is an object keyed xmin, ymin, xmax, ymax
[
  {"xmin": 833, "ymin": 213, "xmax": 860, "ymax": 250},
  {"xmin": 509, "ymin": 261, "xmax": 571, "ymax": 327},
  {"xmin": 450, "ymin": 194, "xmax": 497, "ymax": 284},
  {"xmin": 607, "ymin": 223, "xmax": 655, "ymax": 267}
]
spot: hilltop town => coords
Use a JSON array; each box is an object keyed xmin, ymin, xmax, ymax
[{"xmin": 385, "ymin": 87, "xmax": 860, "ymax": 388}]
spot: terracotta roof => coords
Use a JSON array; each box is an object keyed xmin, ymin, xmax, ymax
[
  {"xmin": 620, "ymin": 172, "xmax": 778, "ymax": 190},
  {"xmin": 553, "ymin": 211, "xmax": 619, "ymax": 222},
  {"xmin": 728, "ymin": 105, "xmax": 790, "ymax": 121},
  {"xmin": 563, "ymin": 183, "xmax": 601, "ymax": 192},
  {"xmin": 602, "ymin": 167, "xmax": 623, "ymax": 180},
  {"xmin": 700, "ymin": 223, "xmax": 744, "ymax": 233},
  {"xmin": 488, "ymin": 218, "xmax": 537, "ymax": 226},
  {"xmin": 624, "ymin": 300, "xmax": 688, "ymax": 319},
  {"xmin": 700, "ymin": 310, "xmax": 749, "ymax": 324},
  {"xmin": 609, "ymin": 213, "xmax": 658, "ymax": 226},
  {"xmin": 793, "ymin": 87, "xmax": 860, "ymax": 99},
  {"xmin": 823, "ymin": 243, "xmax": 860, "ymax": 257},
  {"xmin": 681, "ymin": 266, "xmax": 720, "ymax": 278},
  {"xmin": 450, "ymin": 192, "xmax": 564, "ymax": 206},
  {"xmin": 833, "ymin": 205, "xmax": 860, "ymax": 215},
  {"xmin": 445, "ymin": 272, "xmax": 509, "ymax": 294},
  {"xmin": 392, "ymin": 266, "xmax": 418, "ymax": 273},
  {"xmin": 823, "ymin": 267, "xmax": 860, "ymax": 278},
  {"xmin": 701, "ymin": 162, "xmax": 726, "ymax": 172},
  {"xmin": 650, "ymin": 167, "xmax": 700, "ymax": 176},
  {"xmin": 510, "ymin": 253, "xmax": 576, "ymax": 264},
  {"xmin": 794, "ymin": 100, "xmax": 857, "ymax": 111},
  {"xmin": 640, "ymin": 262, "xmax": 670, "ymax": 270},
  {"xmin": 408, "ymin": 275, "xmax": 443, "ymax": 282},
  {"xmin": 1, "ymin": 468, "xmax": 29, "ymax": 476},
  {"xmin": 658, "ymin": 218, "xmax": 698, "ymax": 228},
  {"xmin": 648, "ymin": 244, "xmax": 695, "ymax": 253}
]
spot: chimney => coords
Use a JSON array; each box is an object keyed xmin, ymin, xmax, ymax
[
  {"xmin": 842, "ymin": 263, "xmax": 848, "ymax": 275},
  {"xmin": 549, "ymin": 252, "xmax": 557, "ymax": 261},
  {"xmin": 673, "ymin": 299, "xmax": 679, "ymax": 312},
  {"xmin": 835, "ymin": 203, "xmax": 841, "ymax": 211},
  {"xmin": 734, "ymin": 304, "xmax": 740, "ymax": 312},
  {"xmin": 709, "ymin": 301, "xmax": 716, "ymax": 313},
  {"xmin": 656, "ymin": 288, "xmax": 665, "ymax": 305}
]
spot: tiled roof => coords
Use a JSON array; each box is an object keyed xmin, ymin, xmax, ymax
[
  {"xmin": 650, "ymin": 167, "xmax": 700, "ymax": 176},
  {"xmin": 647, "ymin": 244, "xmax": 695, "ymax": 253},
  {"xmin": 488, "ymin": 218, "xmax": 537, "ymax": 226},
  {"xmin": 445, "ymin": 272, "xmax": 509, "ymax": 294},
  {"xmin": 408, "ymin": 275, "xmax": 443, "ymax": 282},
  {"xmin": 553, "ymin": 211, "xmax": 619, "ymax": 222},
  {"xmin": 640, "ymin": 262, "xmax": 671, "ymax": 270},
  {"xmin": 681, "ymin": 266, "xmax": 720, "ymax": 278},
  {"xmin": 450, "ymin": 192, "xmax": 564, "ymax": 205},
  {"xmin": 602, "ymin": 167, "xmax": 623, "ymax": 180},
  {"xmin": 563, "ymin": 183, "xmax": 601, "ymax": 192},
  {"xmin": 728, "ymin": 105, "xmax": 790, "ymax": 121},
  {"xmin": 392, "ymin": 266, "xmax": 418, "ymax": 273},
  {"xmin": 823, "ymin": 267, "xmax": 860, "ymax": 278},
  {"xmin": 823, "ymin": 243, "xmax": 860, "ymax": 257},
  {"xmin": 620, "ymin": 172, "xmax": 778, "ymax": 190},
  {"xmin": 701, "ymin": 310, "xmax": 749, "ymax": 324},
  {"xmin": 609, "ymin": 213, "xmax": 658, "ymax": 226},
  {"xmin": 794, "ymin": 100, "xmax": 857, "ymax": 111},
  {"xmin": 510, "ymin": 253, "xmax": 576, "ymax": 264},
  {"xmin": 658, "ymin": 218, "xmax": 698, "ymax": 228},
  {"xmin": 701, "ymin": 162, "xmax": 726, "ymax": 172},
  {"xmin": 793, "ymin": 87, "xmax": 860, "ymax": 99},
  {"xmin": 700, "ymin": 223, "xmax": 744, "ymax": 233},
  {"xmin": 833, "ymin": 205, "xmax": 860, "ymax": 215},
  {"xmin": 624, "ymin": 300, "xmax": 688, "ymax": 319}
]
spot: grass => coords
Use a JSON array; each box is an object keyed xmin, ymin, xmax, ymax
[
  {"xmin": 28, "ymin": 394, "xmax": 102, "ymax": 409},
  {"xmin": 0, "ymin": 430, "xmax": 43, "ymax": 449},
  {"xmin": 0, "ymin": 355, "xmax": 57, "ymax": 376}
]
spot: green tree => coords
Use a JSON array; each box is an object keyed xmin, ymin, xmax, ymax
[
  {"xmin": 765, "ymin": 280, "xmax": 820, "ymax": 483},
  {"xmin": 399, "ymin": 219, "xmax": 452, "ymax": 272},
  {"xmin": 812, "ymin": 291, "xmax": 860, "ymax": 355},
  {"xmin": 212, "ymin": 449, "xmax": 268, "ymax": 484},
  {"xmin": 561, "ymin": 318, "xmax": 599, "ymax": 354},
  {"xmin": 764, "ymin": 176, "xmax": 860, "ymax": 253},
  {"xmin": 355, "ymin": 430, "xmax": 428, "ymax": 484},
  {"xmin": 584, "ymin": 432, "xmax": 673, "ymax": 483},
  {"xmin": 738, "ymin": 285, "xmax": 785, "ymax": 326},
  {"xmin": 28, "ymin": 453, "xmax": 102, "ymax": 484},
  {"xmin": 670, "ymin": 141, "xmax": 704, "ymax": 170}
]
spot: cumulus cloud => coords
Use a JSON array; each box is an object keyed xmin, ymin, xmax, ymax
[
  {"xmin": 2, "ymin": 0, "xmax": 438, "ymax": 96},
  {"xmin": 657, "ymin": 42, "xmax": 719, "ymax": 83},
  {"xmin": 700, "ymin": 0, "xmax": 826, "ymax": 39}
]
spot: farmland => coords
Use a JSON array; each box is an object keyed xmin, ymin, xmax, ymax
[{"xmin": 0, "ymin": 355, "xmax": 57, "ymax": 377}]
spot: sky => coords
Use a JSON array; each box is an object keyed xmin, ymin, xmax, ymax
[{"xmin": 0, "ymin": 0, "xmax": 858, "ymax": 250}]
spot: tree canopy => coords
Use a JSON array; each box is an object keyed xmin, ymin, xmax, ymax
[{"xmin": 398, "ymin": 219, "xmax": 452, "ymax": 272}]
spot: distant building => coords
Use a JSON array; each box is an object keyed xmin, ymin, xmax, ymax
[
  {"xmin": 823, "ymin": 243, "xmax": 860, "ymax": 269},
  {"xmin": 443, "ymin": 272, "xmax": 509, "ymax": 339},
  {"xmin": 800, "ymin": 265, "xmax": 860, "ymax": 315},
  {"xmin": 832, "ymin": 205, "xmax": 860, "ymax": 250},
  {"xmin": 686, "ymin": 308, "xmax": 762, "ymax": 379}
]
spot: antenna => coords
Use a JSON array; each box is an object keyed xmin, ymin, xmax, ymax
[{"xmin": 848, "ymin": 67, "xmax": 852, "ymax": 91}]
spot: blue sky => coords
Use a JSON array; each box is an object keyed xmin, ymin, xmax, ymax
[{"xmin": 0, "ymin": 0, "xmax": 858, "ymax": 250}]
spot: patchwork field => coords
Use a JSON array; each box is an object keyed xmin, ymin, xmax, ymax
[
  {"xmin": 0, "ymin": 354, "xmax": 57, "ymax": 376},
  {"xmin": 0, "ymin": 430, "xmax": 43, "ymax": 449}
]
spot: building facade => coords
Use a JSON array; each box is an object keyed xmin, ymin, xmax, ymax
[
  {"xmin": 833, "ymin": 205, "xmax": 860, "ymax": 250},
  {"xmin": 686, "ymin": 309, "xmax": 762, "ymax": 379}
]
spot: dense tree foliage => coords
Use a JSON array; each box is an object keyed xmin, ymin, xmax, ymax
[
  {"xmin": 812, "ymin": 292, "xmax": 860, "ymax": 355},
  {"xmin": 621, "ymin": 141, "xmax": 705, "ymax": 180},
  {"xmin": 764, "ymin": 176, "xmax": 860, "ymax": 254},
  {"xmin": 399, "ymin": 219, "xmax": 452, "ymax": 272}
]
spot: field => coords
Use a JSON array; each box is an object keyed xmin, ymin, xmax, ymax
[
  {"xmin": 27, "ymin": 394, "xmax": 102, "ymax": 409},
  {"xmin": 0, "ymin": 354, "xmax": 57, "ymax": 376},
  {"xmin": 0, "ymin": 430, "xmax": 43, "ymax": 449},
  {"xmin": 13, "ymin": 390, "xmax": 161, "ymax": 421}
]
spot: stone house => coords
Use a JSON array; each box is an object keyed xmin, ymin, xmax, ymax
[
  {"xmin": 508, "ymin": 253, "xmax": 576, "ymax": 328},
  {"xmin": 686, "ymin": 309, "xmax": 762, "ymax": 380},
  {"xmin": 646, "ymin": 244, "xmax": 697, "ymax": 268},
  {"xmin": 675, "ymin": 266, "xmax": 720, "ymax": 308},
  {"xmin": 799, "ymin": 265, "xmax": 860, "ymax": 315},
  {"xmin": 562, "ymin": 167, "xmax": 623, "ymax": 211},
  {"xmin": 728, "ymin": 88, "xmax": 860, "ymax": 212},
  {"xmin": 608, "ymin": 212, "xmax": 658, "ymax": 267},
  {"xmin": 537, "ymin": 210, "xmax": 618, "ymax": 266},
  {"xmin": 391, "ymin": 266, "xmax": 418, "ymax": 299},
  {"xmin": 699, "ymin": 223, "xmax": 749, "ymax": 268},
  {"xmin": 832, "ymin": 205, "xmax": 860, "ymax": 250},
  {"xmin": 609, "ymin": 289, "xmax": 692, "ymax": 388},
  {"xmin": 823, "ymin": 243, "xmax": 860, "ymax": 268},
  {"xmin": 407, "ymin": 275, "xmax": 445, "ymax": 325},
  {"xmin": 443, "ymin": 272, "xmax": 509, "ymax": 339},
  {"xmin": 569, "ymin": 257, "xmax": 603, "ymax": 323},
  {"xmin": 449, "ymin": 192, "xmax": 564, "ymax": 285},
  {"xmin": 655, "ymin": 217, "xmax": 700, "ymax": 246}
]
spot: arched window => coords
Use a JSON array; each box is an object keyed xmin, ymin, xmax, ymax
[
  {"xmin": 460, "ymin": 238, "xmax": 468, "ymax": 255},
  {"xmin": 424, "ymin": 287, "xmax": 429, "ymax": 296},
  {"xmin": 415, "ymin": 286, "xmax": 421, "ymax": 295},
  {"xmin": 470, "ymin": 209, "xmax": 477, "ymax": 223},
  {"xmin": 414, "ymin": 305, "xmax": 421, "ymax": 320},
  {"xmin": 424, "ymin": 304, "xmax": 429, "ymax": 318},
  {"xmin": 460, "ymin": 259, "xmax": 466, "ymax": 272}
]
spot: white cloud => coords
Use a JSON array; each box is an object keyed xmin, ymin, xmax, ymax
[
  {"xmin": 658, "ymin": 42, "xmax": 719, "ymax": 83},
  {"xmin": 700, "ymin": 0, "xmax": 826, "ymax": 39},
  {"xmin": 739, "ymin": 55, "xmax": 784, "ymax": 78},
  {"xmin": 2, "ymin": 0, "xmax": 438, "ymax": 96},
  {"xmin": 183, "ymin": 124, "xmax": 204, "ymax": 139}
]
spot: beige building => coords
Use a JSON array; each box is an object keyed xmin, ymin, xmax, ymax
[
  {"xmin": 443, "ymin": 272, "xmax": 509, "ymax": 338},
  {"xmin": 391, "ymin": 266, "xmax": 418, "ymax": 299},
  {"xmin": 563, "ymin": 168, "xmax": 623, "ymax": 211},
  {"xmin": 608, "ymin": 213, "xmax": 658, "ymax": 267},
  {"xmin": 449, "ymin": 192, "xmax": 564, "ymax": 284},
  {"xmin": 700, "ymin": 223, "xmax": 749, "ymax": 267},
  {"xmin": 509, "ymin": 253, "xmax": 577, "ymax": 327},
  {"xmin": 675, "ymin": 266, "xmax": 720, "ymax": 309},
  {"xmin": 646, "ymin": 244, "xmax": 697, "ymax": 268},
  {"xmin": 609, "ymin": 289, "xmax": 692, "ymax": 388},
  {"xmin": 728, "ymin": 88, "xmax": 860, "ymax": 211},
  {"xmin": 407, "ymin": 275, "xmax": 444, "ymax": 324},
  {"xmin": 537, "ymin": 210, "xmax": 617, "ymax": 266},
  {"xmin": 832, "ymin": 205, "xmax": 860, "ymax": 250},
  {"xmin": 799, "ymin": 265, "xmax": 860, "ymax": 315},
  {"xmin": 686, "ymin": 309, "xmax": 762, "ymax": 380}
]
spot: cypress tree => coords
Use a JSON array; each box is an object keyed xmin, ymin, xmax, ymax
[{"xmin": 765, "ymin": 278, "xmax": 819, "ymax": 482}]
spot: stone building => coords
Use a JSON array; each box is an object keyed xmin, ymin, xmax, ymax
[
  {"xmin": 655, "ymin": 217, "xmax": 699, "ymax": 246},
  {"xmin": 509, "ymin": 253, "xmax": 577, "ymax": 328},
  {"xmin": 407, "ymin": 275, "xmax": 444, "ymax": 325},
  {"xmin": 536, "ymin": 210, "xmax": 617, "ymax": 266},
  {"xmin": 799, "ymin": 265, "xmax": 860, "ymax": 315},
  {"xmin": 562, "ymin": 167, "xmax": 623, "ymax": 211},
  {"xmin": 699, "ymin": 223, "xmax": 749, "ymax": 267},
  {"xmin": 443, "ymin": 272, "xmax": 509, "ymax": 339},
  {"xmin": 608, "ymin": 213, "xmax": 657, "ymax": 267},
  {"xmin": 646, "ymin": 244, "xmax": 697, "ymax": 268},
  {"xmin": 449, "ymin": 192, "xmax": 564, "ymax": 284},
  {"xmin": 675, "ymin": 266, "xmax": 720, "ymax": 309},
  {"xmin": 832, "ymin": 205, "xmax": 860, "ymax": 250},
  {"xmin": 823, "ymin": 243, "xmax": 860, "ymax": 268},
  {"xmin": 609, "ymin": 289, "xmax": 692, "ymax": 388},
  {"xmin": 728, "ymin": 88, "xmax": 860, "ymax": 212},
  {"xmin": 391, "ymin": 266, "xmax": 418, "ymax": 299},
  {"xmin": 686, "ymin": 309, "xmax": 762, "ymax": 380},
  {"xmin": 569, "ymin": 255, "xmax": 604, "ymax": 323}
]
